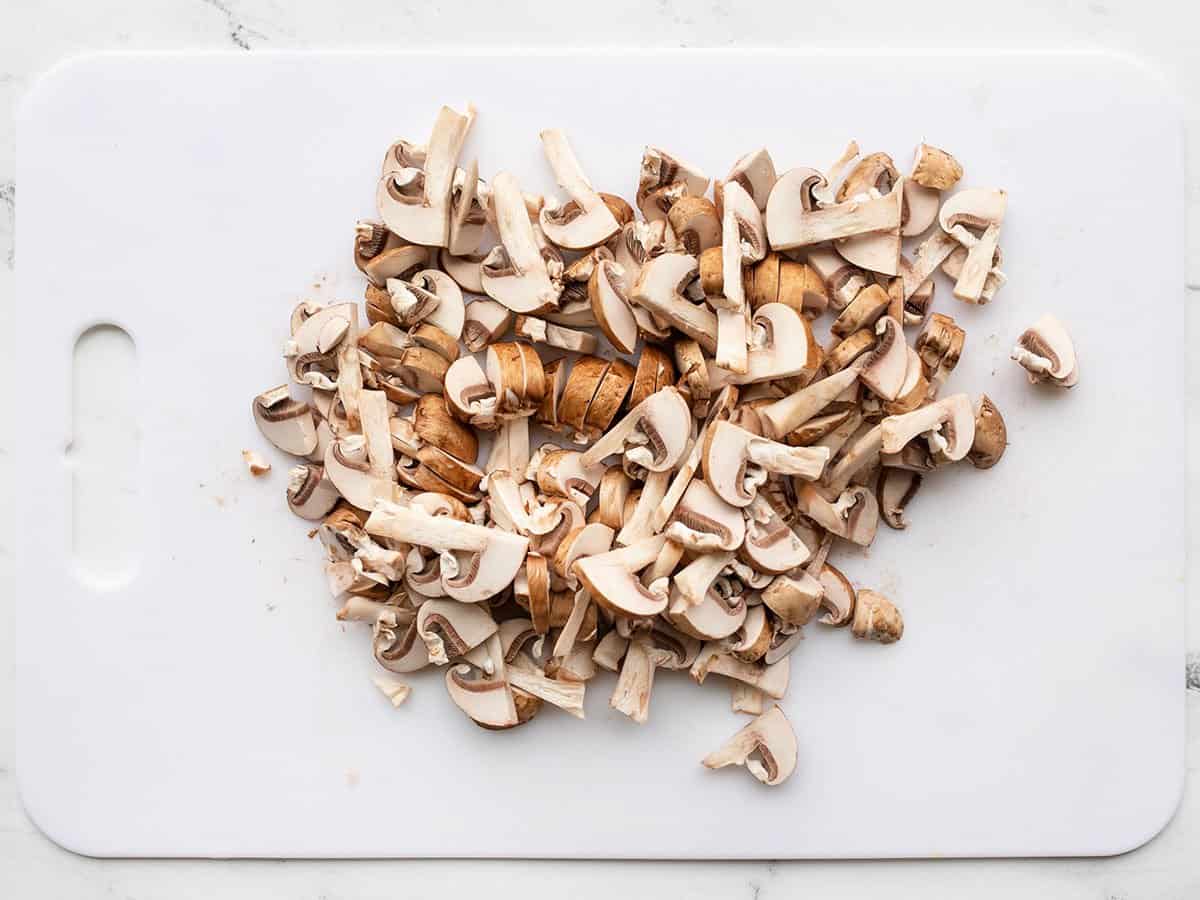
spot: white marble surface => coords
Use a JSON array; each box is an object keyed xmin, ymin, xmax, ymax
[{"xmin": 0, "ymin": 0, "xmax": 1198, "ymax": 895}]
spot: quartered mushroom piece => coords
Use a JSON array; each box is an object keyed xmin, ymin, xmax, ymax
[{"xmin": 1012, "ymin": 314, "xmax": 1078, "ymax": 387}]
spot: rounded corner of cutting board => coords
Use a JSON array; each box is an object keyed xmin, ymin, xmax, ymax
[
  {"xmin": 1091, "ymin": 761, "xmax": 1187, "ymax": 858},
  {"xmin": 15, "ymin": 768, "xmax": 111, "ymax": 859},
  {"xmin": 17, "ymin": 52, "xmax": 123, "ymax": 126}
]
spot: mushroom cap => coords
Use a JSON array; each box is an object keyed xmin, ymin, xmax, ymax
[
  {"xmin": 409, "ymin": 269, "xmax": 465, "ymax": 340},
  {"xmin": 816, "ymin": 563, "xmax": 856, "ymax": 626},
  {"xmin": 1012, "ymin": 314, "xmax": 1078, "ymax": 386},
  {"xmin": 668, "ymin": 196, "xmax": 722, "ymax": 256},
  {"xmin": 701, "ymin": 704, "xmax": 797, "ymax": 786},
  {"xmin": 588, "ymin": 259, "xmax": 639, "ymax": 354},
  {"xmin": 723, "ymin": 147, "xmax": 778, "ymax": 212},
  {"xmin": 666, "ymin": 479, "xmax": 747, "ymax": 552},
  {"xmin": 444, "ymin": 355, "xmax": 499, "ymax": 428},
  {"xmin": 416, "ymin": 598, "xmax": 498, "ymax": 664},
  {"xmin": 629, "ymin": 346, "xmax": 676, "ymax": 410},
  {"xmin": 412, "ymin": 394, "xmax": 478, "ymax": 464},
  {"xmin": 911, "ymin": 143, "xmax": 964, "ymax": 190},
  {"xmin": 968, "ymin": 394, "xmax": 1008, "ymax": 469},
  {"xmin": 851, "ymin": 589, "xmax": 904, "ymax": 644},
  {"xmin": 252, "ymin": 385, "xmax": 318, "ymax": 456}
]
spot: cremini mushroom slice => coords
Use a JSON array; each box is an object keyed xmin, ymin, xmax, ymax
[
  {"xmin": 373, "ymin": 607, "xmax": 431, "ymax": 674},
  {"xmin": 371, "ymin": 674, "xmax": 412, "ymax": 708},
  {"xmin": 637, "ymin": 146, "xmax": 710, "ymax": 221},
  {"xmin": 365, "ymin": 501, "xmax": 528, "ymax": 603},
  {"xmin": 672, "ymin": 551, "xmax": 737, "ymax": 611},
  {"xmin": 252, "ymin": 385, "xmax": 318, "ymax": 456},
  {"xmin": 1012, "ymin": 314, "xmax": 1078, "ymax": 387},
  {"xmin": 616, "ymin": 469, "xmax": 672, "ymax": 546},
  {"xmin": 911, "ymin": 143, "xmax": 963, "ymax": 190},
  {"xmin": 444, "ymin": 355, "xmax": 499, "ymax": 429},
  {"xmin": 691, "ymin": 644, "xmax": 790, "ymax": 699},
  {"xmin": 355, "ymin": 221, "xmax": 427, "ymax": 287},
  {"xmin": 668, "ymin": 197, "xmax": 722, "ymax": 256},
  {"xmin": 719, "ymin": 180, "xmax": 768, "ymax": 310},
  {"xmin": 286, "ymin": 464, "xmax": 340, "ymax": 520},
  {"xmin": 447, "ymin": 160, "xmax": 487, "ymax": 256},
  {"xmin": 446, "ymin": 634, "xmax": 520, "ymax": 729},
  {"xmin": 859, "ymin": 316, "xmax": 907, "ymax": 401},
  {"xmin": 631, "ymin": 253, "xmax": 717, "ymax": 354},
  {"xmin": 551, "ymin": 522, "xmax": 615, "ymax": 589},
  {"xmin": 757, "ymin": 363, "xmax": 863, "ymax": 440},
  {"xmin": 941, "ymin": 243, "xmax": 1005, "ymax": 305},
  {"xmin": 719, "ymin": 147, "xmax": 777, "ymax": 214},
  {"xmin": 701, "ymin": 704, "xmax": 797, "ymax": 787},
  {"xmin": 814, "ymin": 562, "xmax": 855, "ymax": 626},
  {"xmin": 596, "ymin": 467, "xmax": 635, "ymax": 530},
  {"xmin": 588, "ymin": 258, "xmax": 639, "ymax": 354},
  {"xmin": 535, "ymin": 357, "xmax": 566, "ymax": 432},
  {"xmin": 767, "ymin": 168, "xmax": 904, "ymax": 250},
  {"xmin": 915, "ymin": 312, "xmax": 965, "ymax": 393},
  {"xmin": 794, "ymin": 482, "xmax": 878, "ymax": 547},
  {"xmin": 748, "ymin": 252, "xmax": 828, "ymax": 320},
  {"xmin": 575, "ymin": 535, "xmax": 670, "ymax": 617},
  {"xmin": 485, "ymin": 416, "xmax": 530, "ymax": 481},
  {"xmin": 667, "ymin": 584, "xmax": 748, "ymax": 641},
  {"xmin": 883, "ymin": 347, "xmax": 929, "ymax": 416},
  {"xmin": 674, "ymin": 338, "xmax": 712, "ymax": 414},
  {"xmin": 514, "ymin": 314, "xmax": 597, "ymax": 354},
  {"xmin": 439, "ymin": 248, "xmax": 487, "ymax": 295},
  {"xmin": 881, "ymin": 393, "xmax": 975, "ymax": 461},
  {"xmin": 579, "ymin": 386, "xmax": 691, "ymax": 473},
  {"xmin": 592, "ymin": 629, "xmax": 629, "ymax": 672},
  {"xmin": 628, "ymin": 346, "xmax": 675, "ymax": 409},
  {"xmin": 536, "ymin": 449, "xmax": 604, "ymax": 507},
  {"xmin": 968, "ymin": 394, "xmax": 1008, "ymax": 468},
  {"xmin": 609, "ymin": 637, "xmax": 664, "ymax": 724},
  {"xmin": 412, "ymin": 394, "xmax": 478, "ymax": 464},
  {"xmin": 702, "ymin": 420, "xmax": 829, "ymax": 508},
  {"xmin": 537, "ymin": 129, "xmax": 621, "ymax": 250},
  {"xmin": 830, "ymin": 283, "xmax": 890, "ymax": 338},
  {"xmin": 557, "ymin": 355, "xmax": 610, "ymax": 441},
  {"xmin": 878, "ymin": 467, "xmax": 922, "ymax": 530},
  {"xmin": 761, "ymin": 572, "xmax": 822, "ymax": 628},
  {"xmin": 728, "ymin": 604, "xmax": 772, "ymax": 663},
  {"xmin": 377, "ymin": 104, "xmax": 474, "ymax": 248},
  {"xmin": 740, "ymin": 496, "xmax": 811, "ymax": 575},
  {"xmin": 416, "ymin": 598, "xmax": 498, "ymax": 664},
  {"xmin": 481, "ymin": 171, "xmax": 562, "ymax": 313},
  {"xmin": 583, "ymin": 359, "xmax": 636, "ymax": 440},
  {"xmin": 708, "ymin": 304, "xmax": 820, "ymax": 388},
  {"xmin": 939, "ymin": 187, "xmax": 1007, "ymax": 303},
  {"xmin": 666, "ymin": 479, "xmax": 746, "ymax": 552},
  {"xmin": 405, "ymin": 269, "xmax": 466, "ymax": 340},
  {"xmin": 851, "ymin": 589, "xmax": 904, "ymax": 644}
]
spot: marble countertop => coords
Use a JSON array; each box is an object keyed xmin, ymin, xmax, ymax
[{"xmin": 1, "ymin": 0, "xmax": 1198, "ymax": 896}]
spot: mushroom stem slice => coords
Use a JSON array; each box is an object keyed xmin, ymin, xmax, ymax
[
  {"xmin": 610, "ymin": 638, "xmax": 659, "ymax": 724},
  {"xmin": 691, "ymin": 645, "xmax": 790, "ymax": 699},
  {"xmin": 481, "ymin": 172, "xmax": 561, "ymax": 313},
  {"xmin": 767, "ymin": 174, "xmax": 904, "ymax": 250},
  {"xmin": 701, "ymin": 705, "xmax": 797, "ymax": 786},
  {"xmin": 507, "ymin": 665, "xmax": 586, "ymax": 719},
  {"xmin": 758, "ymin": 363, "xmax": 863, "ymax": 439},
  {"xmin": 578, "ymin": 387, "xmax": 692, "ymax": 473},
  {"xmin": 731, "ymin": 682, "xmax": 767, "ymax": 716}
]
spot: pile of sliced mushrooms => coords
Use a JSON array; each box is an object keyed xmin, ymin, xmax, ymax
[{"xmin": 250, "ymin": 104, "xmax": 1078, "ymax": 789}]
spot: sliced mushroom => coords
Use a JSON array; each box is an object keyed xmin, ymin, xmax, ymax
[
  {"xmin": 911, "ymin": 143, "xmax": 963, "ymax": 190},
  {"xmin": 968, "ymin": 394, "xmax": 1007, "ymax": 468},
  {"xmin": 637, "ymin": 146, "xmax": 710, "ymax": 221},
  {"xmin": 535, "ymin": 357, "xmax": 566, "ymax": 432},
  {"xmin": 630, "ymin": 253, "xmax": 716, "ymax": 354},
  {"xmin": 878, "ymin": 467, "xmax": 921, "ymax": 529},
  {"xmin": 440, "ymin": 248, "xmax": 486, "ymax": 295},
  {"xmin": 416, "ymin": 598, "xmax": 498, "ymax": 664},
  {"xmin": 286, "ymin": 464, "xmax": 340, "ymax": 520},
  {"xmin": 575, "ymin": 536, "xmax": 670, "ymax": 617},
  {"xmin": 851, "ymin": 589, "xmax": 903, "ymax": 644},
  {"xmin": 691, "ymin": 644, "xmax": 790, "ymax": 699},
  {"xmin": 373, "ymin": 607, "xmax": 430, "ymax": 674},
  {"xmin": 514, "ymin": 314, "xmax": 597, "ymax": 354},
  {"xmin": 537, "ymin": 129, "xmax": 621, "ymax": 250},
  {"xmin": 536, "ymin": 449, "xmax": 605, "ymax": 507},
  {"xmin": 448, "ymin": 160, "xmax": 487, "ymax": 256},
  {"xmin": 579, "ymin": 387, "xmax": 691, "ymax": 473},
  {"xmin": 719, "ymin": 148, "xmax": 777, "ymax": 213},
  {"xmin": 767, "ymin": 169, "xmax": 904, "ymax": 250},
  {"xmin": 376, "ymin": 104, "xmax": 473, "ymax": 247},
  {"xmin": 757, "ymin": 364, "xmax": 863, "ymax": 440},
  {"xmin": 365, "ymin": 501, "xmax": 528, "ymax": 603},
  {"xmin": 718, "ymin": 179, "xmax": 767, "ymax": 312},
  {"xmin": 702, "ymin": 420, "xmax": 829, "ymax": 508},
  {"xmin": 668, "ymin": 197, "xmax": 722, "ymax": 256},
  {"xmin": 666, "ymin": 479, "xmax": 746, "ymax": 552},
  {"xmin": 939, "ymin": 188, "xmax": 1007, "ymax": 303},
  {"xmin": 252, "ymin": 386, "xmax": 318, "ymax": 456},
  {"xmin": 740, "ymin": 497, "xmax": 811, "ymax": 575},
  {"xmin": 481, "ymin": 172, "xmax": 561, "ymax": 313},
  {"xmin": 583, "ymin": 359, "xmax": 636, "ymax": 440},
  {"xmin": 881, "ymin": 393, "xmax": 975, "ymax": 461},
  {"xmin": 816, "ymin": 563, "xmax": 855, "ymax": 626},
  {"xmin": 667, "ymin": 585, "xmax": 748, "ymax": 641},
  {"xmin": 672, "ymin": 551, "xmax": 737, "ymax": 610},
  {"xmin": 859, "ymin": 316, "xmax": 907, "ymax": 401},
  {"xmin": 708, "ymin": 304, "xmax": 820, "ymax": 388},
  {"xmin": 444, "ymin": 355, "xmax": 499, "ymax": 429},
  {"xmin": 1012, "ymin": 314, "xmax": 1078, "ymax": 387},
  {"xmin": 915, "ymin": 312, "xmax": 965, "ymax": 392},
  {"xmin": 588, "ymin": 259, "xmax": 639, "ymax": 354},
  {"xmin": 411, "ymin": 394, "xmax": 478, "ymax": 464},
  {"xmin": 701, "ymin": 704, "xmax": 797, "ymax": 786},
  {"xmin": 446, "ymin": 634, "xmax": 519, "ymax": 729}
]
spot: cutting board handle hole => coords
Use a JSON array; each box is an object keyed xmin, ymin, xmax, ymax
[{"xmin": 69, "ymin": 324, "xmax": 141, "ymax": 590}]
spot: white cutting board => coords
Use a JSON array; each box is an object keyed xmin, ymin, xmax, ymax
[{"xmin": 15, "ymin": 50, "xmax": 1185, "ymax": 858}]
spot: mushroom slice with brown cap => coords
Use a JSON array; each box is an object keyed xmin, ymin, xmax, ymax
[
  {"xmin": 883, "ymin": 347, "xmax": 929, "ymax": 416},
  {"xmin": 915, "ymin": 312, "xmax": 965, "ymax": 392},
  {"xmin": 574, "ymin": 535, "xmax": 670, "ymax": 617},
  {"xmin": 941, "ymin": 243, "xmax": 1005, "ymax": 305},
  {"xmin": 583, "ymin": 359, "xmax": 636, "ymax": 440},
  {"xmin": 252, "ymin": 386, "xmax": 318, "ymax": 456},
  {"xmin": 852, "ymin": 589, "xmax": 904, "ymax": 644},
  {"xmin": 536, "ymin": 449, "xmax": 605, "ymax": 507},
  {"xmin": 376, "ymin": 104, "xmax": 473, "ymax": 248},
  {"xmin": 702, "ymin": 705, "xmax": 797, "ymax": 787},
  {"xmin": 359, "ymin": 242, "xmax": 430, "ymax": 290},
  {"xmin": 440, "ymin": 248, "xmax": 486, "ymax": 295},
  {"xmin": 287, "ymin": 464, "xmax": 340, "ymax": 520},
  {"xmin": 902, "ymin": 180, "xmax": 941, "ymax": 238},
  {"xmin": 592, "ymin": 629, "xmax": 629, "ymax": 672},
  {"xmin": 740, "ymin": 496, "xmax": 810, "ymax": 575},
  {"xmin": 718, "ymin": 180, "xmax": 768, "ymax": 312},
  {"xmin": 1012, "ymin": 314, "xmax": 1078, "ymax": 387},
  {"xmin": 761, "ymin": 573, "xmax": 822, "ymax": 627},
  {"xmin": 666, "ymin": 479, "xmax": 746, "ymax": 552},
  {"xmin": 859, "ymin": 317, "xmax": 907, "ymax": 401},
  {"xmin": 404, "ymin": 269, "xmax": 465, "ymax": 340},
  {"xmin": 817, "ymin": 563, "xmax": 856, "ymax": 626},
  {"xmin": 668, "ymin": 197, "xmax": 722, "ymax": 256},
  {"xmin": 719, "ymin": 147, "xmax": 777, "ymax": 213},
  {"xmin": 416, "ymin": 598, "xmax": 498, "ymax": 664},
  {"xmin": 672, "ymin": 551, "xmax": 736, "ymax": 611},
  {"xmin": 448, "ymin": 160, "xmax": 487, "ymax": 256},
  {"xmin": 831, "ymin": 284, "xmax": 890, "ymax": 338},
  {"xmin": 412, "ymin": 394, "xmax": 478, "ymax": 464},
  {"xmin": 758, "ymin": 363, "xmax": 863, "ymax": 440},
  {"xmin": 537, "ymin": 129, "xmax": 621, "ymax": 250},
  {"xmin": 615, "ymin": 469, "xmax": 671, "ymax": 546},
  {"xmin": 629, "ymin": 346, "xmax": 675, "ymax": 409},
  {"xmin": 551, "ymin": 522, "xmax": 615, "ymax": 587},
  {"xmin": 596, "ymin": 467, "xmax": 634, "ymax": 530},
  {"xmin": 637, "ymin": 146, "xmax": 710, "ymax": 220},
  {"xmin": 557, "ymin": 355, "xmax": 609, "ymax": 441},
  {"xmin": 702, "ymin": 420, "xmax": 829, "ymax": 508},
  {"xmin": 667, "ymin": 585, "xmax": 748, "ymax": 641},
  {"xmin": 481, "ymin": 172, "xmax": 562, "ymax": 314},
  {"xmin": 579, "ymin": 387, "xmax": 691, "ymax": 473},
  {"xmin": 365, "ymin": 501, "xmax": 528, "ymax": 603},
  {"xmin": 767, "ymin": 169, "xmax": 903, "ymax": 250},
  {"xmin": 324, "ymin": 434, "xmax": 401, "ymax": 512},
  {"xmin": 708, "ymin": 304, "xmax": 820, "ymax": 388},
  {"xmin": 373, "ymin": 608, "xmax": 430, "ymax": 674},
  {"xmin": 939, "ymin": 188, "xmax": 1007, "ymax": 303},
  {"xmin": 588, "ymin": 259, "xmax": 639, "ymax": 354},
  {"xmin": 446, "ymin": 634, "xmax": 519, "ymax": 730},
  {"xmin": 630, "ymin": 253, "xmax": 717, "ymax": 354},
  {"xmin": 806, "ymin": 246, "xmax": 871, "ymax": 312},
  {"xmin": 535, "ymin": 358, "xmax": 566, "ymax": 432},
  {"xmin": 726, "ymin": 605, "xmax": 772, "ymax": 663},
  {"xmin": 881, "ymin": 393, "xmax": 975, "ymax": 461},
  {"xmin": 794, "ymin": 482, "xmax": 876, "ymax": 546},
  {"xmin": 878, "ymin": 467, "xmax": 921, "ymax": 530},
  {"xmin": 443, "ymin": 356, "xmax": 500, "ymax": 429},
  {"xmin": 911, "ymin": 143, "xmax": 963, "ymax": 190},
  {"xmin": 968, "ymin": 395, "xmax": 1007, "ymax": 468}
]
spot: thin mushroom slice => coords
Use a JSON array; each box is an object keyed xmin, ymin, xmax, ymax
[
  {"xmin": 574, "ymin": 536, "xmax": 670, "ymax": 618},
  {"xmin": 630, "ymin": 253, "xmax": 716, "ymax": 354},
  {"xmin": 968, "ymin": 394, "xmax": 1008, "ymax": 469},
  {"xmin": 440, "ymin": 248, "xmax": 487, "ymax": 295},
  {"xmin": 740, "ymin": 497, "xmax": 811, "ymax": 575},
  {"xmin": 881, "ymin": 393, "xmax": 975, "ymax": 461},
  {"xmin": 579, "ymin": 387, "xmax": 692, "ymax": 473},
  {"xmin": 767, "ymin": 169, "xmax": 904, "ymax": 250},
  {"xmin": 878, "ymin": 467, "xmax": 922, "ymax": 530},
  {"xmin": 668, "ymin": 197, "xmax": 722, "ymax": 256},
  {"xmin": 637, "ymin": 146, "xmax": 710, "ymax": 221},
  {"xmin": 252, "ymin": 386, "xmax": 318, "ymax": 456},
  {"xmin": 446, "ymin": 635, "xmax": 519, "ymax": 730},
  {"xmin": 665, "ymin": 479, "xmax": 747, "ymax": 553},
  {"xmin": 691, "ymin": 644, "xmax": 790, "ymax": 699},
  {"xmin": 588, "ymin": 259, "xmax": 639, "ymax": 354},
  {"xmin": 286, "ymin": 464, "xmax": 340, "ymax": 520},
  {"xmin": 416, "ymin": 599, "xmax": 498, "ymax": 665},
  {"xmin": 817, "ymin": 563, "xmax": 856, "ymax": 626},
  {"xmin": 538, "ymin": 129, "xmax": 621, "ymax": 250},
  {"xmin": 701, "ymin": 705, "xmax": 797, "ymax": 787},
  {"xmin": 702, "ymin": 420, "xmax": 829, "ymax": 508},
  {"xmin": 859, "ymin": 317, "xmax": 907, "ymax": 402},
  {"xmin": 758, "ymin": 363, "xmax": 864, "ymax": 440},
  {"xmin": 719, "ymin": 147, "xmax": 777, "ymax": 213},
  {"xmin": 448, "ymin": 160, "xmax": 487, "ymax": 256},
  {"xmin": 481, "ymin": 171, "xmax": 562, "ymax": 313},
  {"xmin": 1011, "ymin": 314, "xmax": 1078, "ymax": 387},
  {"xmin": 707, "ymin": 304, "xmax": 820, "ymax": 388}
]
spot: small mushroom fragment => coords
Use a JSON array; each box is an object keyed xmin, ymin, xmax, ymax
[
  {"xmin": 444, "ymin": 355, "xmax": 499, "ymax": 429},
  {"xmin": 637, "ymin": 146, "xmax": 710, "ymax": 221},
  {"xmin": 702, "ymin": 420, "xmax": 829, "ymax": 508},
  {"xmin": 858, "ymin": 317, "xmax": 908, "ymax": 401},
  {"xmin": 1011, "ymin": 315, "xmax": 1078, "ymax": 387},
  {"xmin": 878, "ymin": 467, "xmax": 921, "ymax": 530},
  {"xmin": 668, "ymin": 197, "xmax": 722, "ymax": 256},
  {"xmin": 448, "ymin": 160, "xmax": 487, "ymax": 256},
  {"xmin": 731, "ymin": 682, "xmax": 766, "ymax": 716},
  {"xmin": 691, "ymin": 644, "xmax": 790, "ymax": 699},
  {"xmin": 593, "ymin": 629, "xmax": 629, "ymax": 672},
  {"xmin": 377, "ymin": 104, "xmax": 474, "ymax": 247},
  {"xmin": 538, "ymin": 129, "xmax": 621, "ymax": 250},
  {"xmin": 674, "ymin": 338, "xmax": 712, "ymax": 413},
  {"xmin": 373, "ymin": 608, "xmax": 431, "ymax": 674},
  {"xmin": 911, "ymin": 143, "xmax": 964, "ymax": 190},
  {"xmin": 514, "ymin": 315, "xmax": 598, "ymax": 354},
  {"xmin": 610, "ymin": 637, "xmax": 668, "ymax": 724},
  {"xmin": 968, "ymin": 395, "xmax": 1007, "ymax": 469},
  {"xmin": 701, "ymin": 705, "xmax": 797, "ymax": 787},
  {"xmin": 851, "ymin": 589, "xmax": 904, "ymax": 644},
  {"xmin": 412, "ymin": 394, "xmax": 478, "ymax": 464},
  {"xmin": 440, "ymin": 248, "xmax": 486, "ymax": 295},
  {"xmin": 242, "ymin": 449, "xmax": 271, "ymax": 476},
  {"xmin": 794, "ymin": 482, "xmax": 879, "ymax": 547},
  {"xmin": 462, "ymin": 299, "xmax": 513, "ymax": 352},
  {"xmin": 372, "ymin": 675, "xmax": 412, "ymax": 708},
  {"xmin": 915, "ymin": 313, "xmax": 965, "ymax": 393},
  {"xmin": 252, "ymin": 386, "xmax": 318, "ymax": 456}
]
